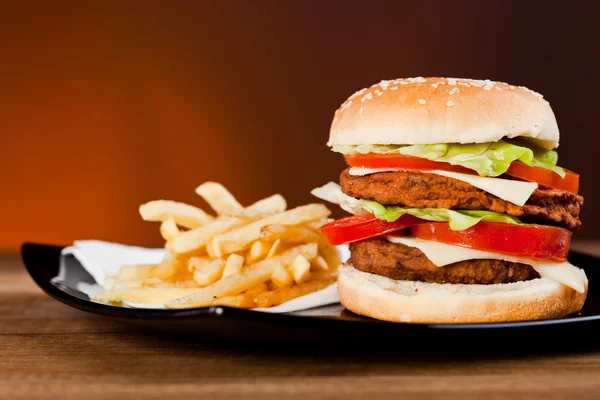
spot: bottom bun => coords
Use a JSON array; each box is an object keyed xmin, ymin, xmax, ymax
[{"xmin": 338, "ymin": 265, "xmax": 588, "ymax": 323}]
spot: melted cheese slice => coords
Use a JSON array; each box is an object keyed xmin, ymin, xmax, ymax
[
  {"xmin": 348, "ymin": 167, "xmax": 538, "ymax": 206},
  {"xmin": 386, "ymin": 236, "xmax": 587, "ymax": 293}
]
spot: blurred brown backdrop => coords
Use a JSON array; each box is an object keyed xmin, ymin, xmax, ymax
[{"xmin": 0, "ymin": 1, "xmax": 598, "ymax": 250}]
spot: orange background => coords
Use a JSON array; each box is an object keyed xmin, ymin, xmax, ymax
[{"xmin": 1, "ymin": 1, "xmax": 598, "ymax": 251}]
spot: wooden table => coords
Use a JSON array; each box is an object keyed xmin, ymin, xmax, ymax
[{"xmin": 3, "ymin": 241, "xmax": 600, "ymax": 399}]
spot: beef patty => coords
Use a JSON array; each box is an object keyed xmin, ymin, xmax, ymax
[
  {"xmin": 349, "ymin": 237, "xmax": 540, "ymax": 284},
  {"xmin": 340, "ymin": 168, "xmax": 583, "ymax": 230}
]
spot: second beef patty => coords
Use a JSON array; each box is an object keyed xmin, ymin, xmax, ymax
[{"xmin": 349, "ymin": 237, "xmax": 540, "ymax": 284}]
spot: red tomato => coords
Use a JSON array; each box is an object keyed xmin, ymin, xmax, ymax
[
  {"xmin": 345, "ymin": 154, "xmax": 580, "ymax": 194},
  {"xmin": 345, "ymin": 154, "xmax": 472, "ymax": 174},
  {"xmin": 320, "ymin": 214, "xmax": 571, "ymax": 261},
  {"xmin": 319, "ymin": 215, "xmax": 424, "ymax": 246},
  {"xmin": 506, "ymin": 162, "xmax": 579, "ymax": 194},
  {"xmin": 411, "ymin": 222, "xmax": 571, "ymax": 262}
]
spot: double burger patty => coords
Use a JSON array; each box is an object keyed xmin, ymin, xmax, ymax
[
  {"xmin": 350, "ymin": 238, "xmax": 540, "ymax": 285},
  {"xmin": 340, "ymin": 168, "xmax": 583, "ymax": 230}
]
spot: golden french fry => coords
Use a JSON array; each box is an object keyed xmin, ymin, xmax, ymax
[
  {"xmin": 311, "ymin": 255, "xmax": 329, "ymax": 272},
  {"xmin": 290, "ymin": 255, "xmax": 311, "ymax": 283},
  {"xmin": 150, "ymin": 280, "xmax": 199, "ymax": 289},
  {"xmin": 254, "ymin": 279, "xmax": 335, "ymax": 308},
  {"xmin": 92, "ymin": 288, "xmax": 200, "ymax": 305},
  {"xmin": 260, "ymin": 224, "xmax": 323, "ymax": 244},
  {"xmin": 159, "ymin": 218, "xmax": 180, "ymax": 241},
  {"xmin": 245, "ymin": 282, "xmax": 269, "ymax": 297},
  {"xmin": 112, "ymin": 278, "xmax": 164, "ymax": 290},
  {"xmin": 227, "ymin": 194, "xmax": 286, "ymax": 220},
  {"xmin": 195, "ymin": 182, "xmax": 244, "ymax": 215},
  {"xmin": 214, "ymin": 204, "xmax": 331, "ymax": 255},
  {"xmin": 139, "ymin": 200, "xmax": 212, "ymax": 229},
  {"xmin": 190, "ymin": 257, "xmax": 226, "ymax": 286},
  {"xmin": 223, "ymin": 254, "xmax": 244, "ymax": 277},
  {"xmin": 206, "ymin": 236, "xmax": 220, "ymax": 258},
  {"xmin": 271, "ymin": 264, "xmax": 293, "ymax": 288},
  {"xmin": 165, "ymin": 243, "xmax": 318, "ymax": 309},
  {"xmin": 266, "ymin": 239, "xmax": 282, "ymax": 258},
  {"xmin": 171, "ymin": 217, "xmax": 242, "ymax": 254},
  {"xmin": 211, "ymin": 293, "xmax": 256, "ymax": 308},
  {"xmin": 149, "ymin": 252, "xmax": 182, "ymax": 281},
  {"xmin": 116, "ymin": 264, "xmax": 155, "ymax": 282},
  {"xmin": 245, "ymin": 240, "xmax": 271, "ymax": 264},
  {"xmin": 320, "ymin": 245, "xmax": 341, "ymax": 271}
]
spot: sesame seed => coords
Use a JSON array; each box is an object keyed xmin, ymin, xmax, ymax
[
  {"xmin": 449, "ymin": 88, "xmax": 459, "ymax": 95},
  {"xmin": 458, "ymin": 82, "xmax": 470, "ymax": 87},
  {"xmin": 418, "ymin": 99, "xmax": 427, "ymax": 104},
  {"xmin": 431, "ymin": 83, "xmax": 438, "ymax": 89},
  {"xmin": 471, "ymin": 80, "xmax": 485, "ymax": 87},
  {"xmin": 400, "ymin": 81, "xmax": 409, "ymax": 85},
  {"xmin": 348, "ymin": 88, "xmax": 367, "ymax": 99},
  {"xmin": 483, "ymin": 80, "xmax": 495, "ymax": 90},
  {"xmin": 447, "ymin": 78, "xmax": 457, "ymax": 86},
  {"xmin": 416, "ymin": 77, "xmax": 427, "ymax": 83},
  {"xmin": 495, "ymin": 86, "xmax": 503, "ymax": 91},
  {"xmin": 509, "ymin": 85, "xmax": 516, "ymax": 90},
  {"xmin": 390, "ymin": 86, "xmax": 398, "ymax": 90},
  {"xmin": 359, "ymin": 107, "xmax": 364, "ymax": 114},
  {"xmin": 360, "ymin": 92, "xmax": 373, "ymax": 103},
  {"xmin": 446, "ymin": 101, "xmax": 455, "ymax": 107}
]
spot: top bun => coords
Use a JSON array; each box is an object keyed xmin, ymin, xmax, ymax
[{"xmin": 328, "ymin": 77, "xmax": 559, "ymax": 150}]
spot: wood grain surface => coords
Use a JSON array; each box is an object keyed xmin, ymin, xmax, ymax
[{"xmin": 3, "ymin": 244, "xmax": 600, "ymax": 399}]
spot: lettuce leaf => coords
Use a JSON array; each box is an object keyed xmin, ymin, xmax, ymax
[
  {"xmin": 359, "ymin": 200, "xmax": 521, "ymax": 230},
  {"xmin": 333, "ymin": 140, "xmax": 565, "ymax": 178}
]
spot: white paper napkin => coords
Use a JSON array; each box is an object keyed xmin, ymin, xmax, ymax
[{"xmin": 58, "ymin": 240, "xmax": 349, "ymax": 313}]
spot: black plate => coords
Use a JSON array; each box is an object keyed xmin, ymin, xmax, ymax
[{"xmin": 20, "ymin": 242, "xmax": 600, "ymax": 351}]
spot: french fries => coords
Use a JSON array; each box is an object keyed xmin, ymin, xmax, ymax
[
  {"xmin": 254, "ymin": 279, "xmax": 336, "ymax": 308},
  {"xmin": 93, "ymin": 182, "xmax": 341, "ymax": 310},
  {"xmin": 171, "ymin": 217, "xmax": 242, "ymax": 254},
  {"xmin": 159, "ymin": 218, "xmax": 180, "ymax": 241},
  {"xmin": 196, "ymin": 182, "xmax": 244, "ymax": 215},
  {"xmin": 212, "ymin": 204, "xmax": 331, "ymax": 255},
  {"xmin": 290, "ymin": 255, "xmax": 311, "ymax": 284},
  {"xmin": 223, "ymin": 254, "xmax": 244, "ymax": 277},
  {"xmin": 228, "ymin": 194, "xmax": 286, "ymax": 219},
  {"xmin": 165, "ymin": 243, "xmax": 318, "ymax": 309},
  {"xmin": 139, "ymin": 200, "xmax": 212, "ymax": 229}
]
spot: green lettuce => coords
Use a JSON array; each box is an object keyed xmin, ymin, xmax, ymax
[
  {"xmin": 333, "ymin": 140, "xmax": 565, "ymax": 178},
  {"xmin": 359, "ymin": 200, "xmax": 521, "ymax": 231}
]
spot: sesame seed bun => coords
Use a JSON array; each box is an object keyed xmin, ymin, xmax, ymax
[
  {"xmin": 338, "ymin": 265, "xmax": 587, "ymax": 324},
  {"xmin": 328, "ymin": 77, "xmax": 559, "ymax": 150}
]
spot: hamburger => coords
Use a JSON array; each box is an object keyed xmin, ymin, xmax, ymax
[{"xmin": 311, "ymin": 77, "xmax": 587, "ymax": 323}]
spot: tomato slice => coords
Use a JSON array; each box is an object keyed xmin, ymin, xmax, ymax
[
  {"xmin": 345, "ymin": 154, "xmax": 580, "ymax": 194},
  {"xmin": 506, "ymin": 162, "xmax": 579, "ymax": 194},
  {"xmin": 411, "ymin": 222, "xmax": 571, "ymax": 262},
  {"xmin": 345, "ymin": 154, "xmax": 473, "ymax": 174},
  {"xmin": 319, "ymin": 214, "xmax": 424, "ymax": 246}
]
